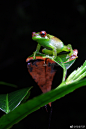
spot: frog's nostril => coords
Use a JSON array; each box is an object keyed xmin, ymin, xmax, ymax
[{"xmin": 32, "ymin": 32, "xmax": 36, "ymax": 37}]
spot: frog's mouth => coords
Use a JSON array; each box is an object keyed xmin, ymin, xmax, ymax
[
  {"xmin": 32, "ymin": 32, "xmax": 37, "ymax": 37},
  {"xmin": 32, "ymin": 32, "xmax": 40, "ymax": 39}
]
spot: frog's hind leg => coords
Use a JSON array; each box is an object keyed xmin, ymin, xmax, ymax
[
  {"xmin": 42, "ymin": 48, "xmax": 53, "ymax": 56},
  {"xmin": 62, "ymin": 44, "xmax": 73, "ymax": 56}
]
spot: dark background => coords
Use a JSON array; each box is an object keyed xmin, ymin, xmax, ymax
[{"xmin": 0, "ymin": 0, "xmax": 86, "ymax": 129}]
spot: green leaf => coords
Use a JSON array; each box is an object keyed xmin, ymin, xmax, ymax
[
  {"xmin": 28, "ymin": 52, "xmax": 76, "ymax": 70},
  {"xmin": 28, "ymin": 53, "xmax": 66, "ymax": 69},
  {"xmin": 0, "ymin": 82, "xmax": 17, "ymax": 88},
  {"xmin": 0, "ymin": 87, "xmax": 32, "ymax": 114},
  {"xmin": 66, "ymin": 61, "xmax": 86, "ymax": 83},
  {"xmin": 0, "ymin": 79, "xmax": 86, "ymax": 129},
  {"xmin": 64, "ymin": 59, "xmax": 76, "ymax": 69},
  {"xmin": 44, "ymin": 55, "xmax": 67, "ymax": 82},
  {"xmin": 44, "ymin": 55, "xmax": 66, "ymax": 68},
  {"xmin": 58, "ymin": 53, "xmax": 76, "ymax": 69}
]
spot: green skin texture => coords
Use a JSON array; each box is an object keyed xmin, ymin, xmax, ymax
[{"xmin": 32, "ymin": 32, "xmax": 73, "ymax": 59}]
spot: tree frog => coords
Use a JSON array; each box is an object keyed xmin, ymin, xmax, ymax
[{"xmin": 32, "ymin": 31, "xmax": 73, "ymax": 59}]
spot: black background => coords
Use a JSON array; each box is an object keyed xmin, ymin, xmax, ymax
[{"xmin": 0, "ymin": 0, "xmax": 86, "ymax": 129}]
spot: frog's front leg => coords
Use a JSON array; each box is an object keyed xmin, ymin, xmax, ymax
[{"xmin": 33, "ymin": 44, "xmax": 41, "ymax": 59}]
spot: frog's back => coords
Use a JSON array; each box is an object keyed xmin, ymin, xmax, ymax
[{"xmin": 50, "ymin": 36, "xmax": 64, "ymax": 50}]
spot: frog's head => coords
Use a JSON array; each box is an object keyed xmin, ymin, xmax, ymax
[{"xmin": 32, "ymin": 31, "xmax": 52, "ymax": 45}]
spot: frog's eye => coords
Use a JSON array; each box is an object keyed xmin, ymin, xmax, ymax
[{"xmin": 40, "ymin": 31, "xmax": 46, "ymax": 37}]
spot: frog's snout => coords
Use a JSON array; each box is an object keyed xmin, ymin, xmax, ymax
[{"xmin": 32, "ymin": 32, "xmax": 36, "ymax": 37}]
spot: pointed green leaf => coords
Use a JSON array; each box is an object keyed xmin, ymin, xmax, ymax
[
  {"xmin": 66, "ymin": 61, "xmax": 86, "ymax": 83},
  {"xmin": 0, "ymin": 79, "xmax": 86, "ymax": 129},
  {"xmin": 0, "ymin": 81, "xmax": 17, "ymax": 88},
  {"xmin": 0, "ymin": 87, "xmax": 32, "ymax": 113},
  {"xmin": 58, "ymin": 53, "xmax": 76, "ymax": 69}
]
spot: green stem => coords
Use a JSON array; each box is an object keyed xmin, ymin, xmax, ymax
[{"xmin": 62, "ymin": 68, "xmax": 67, "ymax": 82}]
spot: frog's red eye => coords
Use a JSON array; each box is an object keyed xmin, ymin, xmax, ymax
[{"xmin": 40, "ymin": 31, "xmax": 46, "ymax": 37}]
